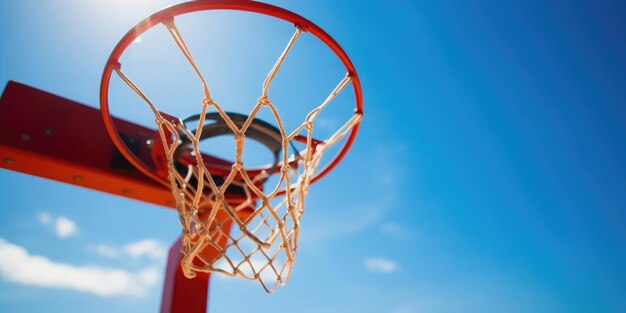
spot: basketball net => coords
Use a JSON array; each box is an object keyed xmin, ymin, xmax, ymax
[{"xmin": 113, "ymin": 21, "xmax": 361, "ymax": 293}]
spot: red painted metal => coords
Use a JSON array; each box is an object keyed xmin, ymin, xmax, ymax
[
  {"xmin": 100, "ymin": 0, "xmax": 363, "ymax": 190},
  {"xmin": 160, "ymin": 237, "xmax": 210, "ymax": 313},
  {"xmin": 161, "ymin": 212, "xmax": 236, "ymax": 313},
  {"xmin": 1, "ymin": 80, "xmax": 258, "ymax": 312},
  {"xmin": 0, "ymin": 81, "xmax": 175, "ymax": 208}
]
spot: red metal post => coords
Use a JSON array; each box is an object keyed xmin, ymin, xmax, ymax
[
  {"xmin": 160, "ymin": 237, "xmax": 209, "ymax": 313},
  {"xmin": 161, "ymin": 212, "xmax": 236, "ymax": 313}
]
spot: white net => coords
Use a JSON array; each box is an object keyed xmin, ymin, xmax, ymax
[{"xmin": 113, "ymin": 20, "xmax": 362, "ymax": 293}]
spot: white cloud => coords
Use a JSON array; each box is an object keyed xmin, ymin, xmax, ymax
[
  {"xmin": 0, "ymin": 239, "xmax": 159, "ymax": 297},
  {"xmin": 55, "ymin": 217, "xmax": 78, "ymax": 238},
  {"xmin": 88, "ymin": 240, "xmax": 167, "ymax": 262},
  {"xmin": 301, "ymin": 193, "xmax": 395, "ymax": 244},
  {"xmin": 123, "ymin": 239, "xmax": 167, "ymax": 261},
  {"xmin": 37, "ymin": 212, "xmax": 52, "ymax": 225},
  {"xmin": 363, "ymin": 257, "xmax": 398, "ymax": 274},
  {"xmin": 91, "ymin": 244, "xmax": 120, "ymax": 259},
  {"xmin": 380, "ymin": 222, "xmax": 413, "ymax": 240},
  {"xmin": 37, "ymin": 213, "xmax": 79, "ymax": 238},
  {"xmin": 299, "ymin": 143, "xmax": 406, "ymax": 245}
]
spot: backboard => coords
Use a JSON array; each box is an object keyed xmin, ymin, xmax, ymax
[{"xmin": 0, "ymin": 81, "xmax": 173, "ymax": 207}]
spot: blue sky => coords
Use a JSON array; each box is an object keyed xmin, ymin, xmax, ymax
[{"xmin": 1, "ymin": 0, "xmax": 625, "ymax": 312}]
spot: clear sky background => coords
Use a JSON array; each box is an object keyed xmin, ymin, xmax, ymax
[{"xmin": 1, "ymin": 1, "xmax": 625, "ymax": 312}]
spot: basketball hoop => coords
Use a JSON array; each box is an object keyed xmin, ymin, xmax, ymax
[{"xmin": 100, "ymin": 1, "xmax": 363, "ymax": 293}]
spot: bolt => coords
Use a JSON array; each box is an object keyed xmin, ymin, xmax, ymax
[
  {"xmin": 44, "ymin": 129, "xmax": 53, "ymax": 136},
  {"xmin": 3, "ymin": 157, "xmax": 14, "ymax": 164},
  {"xmin": 72, "ymin": 175, "xmax": 83, "ymax": 181},
  {"xmin": 21, "ymin": 134, "xmax": 31, "ymax": 141},
  {"xmin": 122, "ymin": 188, "xmax": 132, "ymax": 195}
]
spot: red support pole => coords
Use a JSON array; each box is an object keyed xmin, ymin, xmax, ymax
[
  {"xmin": 160, "ymin": 214, "xmax": 236, "ymax": 313},
  {"xmin": 160, "ymin": 237, "xmax": 210, "ymax": 313}
]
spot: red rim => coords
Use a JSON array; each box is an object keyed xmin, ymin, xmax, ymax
[{"xmin": 100, "ymin": 0, "xmax": 363, "ymax": 189}]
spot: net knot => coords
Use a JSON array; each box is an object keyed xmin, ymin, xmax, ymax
[
  {"xmin": 232, "ymin": 162, "xmax": 244, "ymax": 171},
  {"xmin": 234, "ymin": 131, "xmax": 244, "ymax": 140},
  {"xmin": 202, "ymin": 97, "xmax": 214, "ymax": 106},
  {"xmin": 258, "ymin": 96, "xmax": 271, "ymax": 106},
  {"xmin": 281, "ymin": 165, "xmax": 291, "ymax": 174},
  {"xmin": 304, "ymin": 122, "xmax": 314, "ymax": 131}
]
